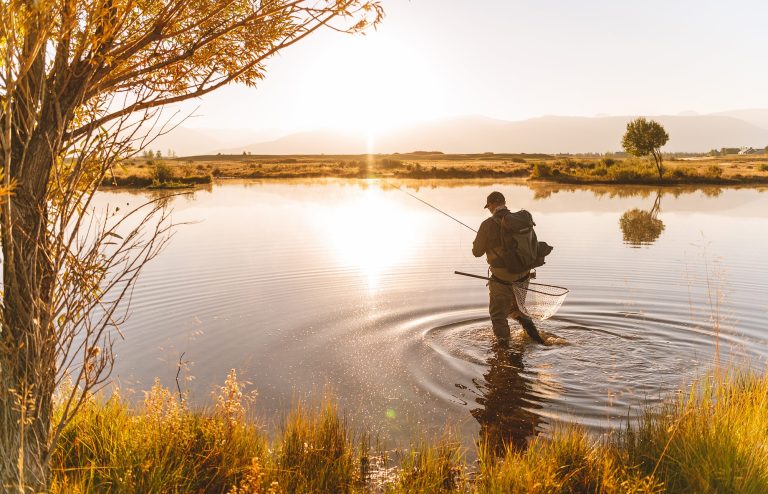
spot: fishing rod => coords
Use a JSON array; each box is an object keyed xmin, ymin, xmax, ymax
[
  {"xmin": 454, "ymin": 271, "xmax": 569, "ymax": 295},
  {"xmin": 382, "ymin": 180, "xmax": 568, "ymax": 320},
  {"xmin": 383, "ymin": 180, "xmax": 477, "ymax": 233}
]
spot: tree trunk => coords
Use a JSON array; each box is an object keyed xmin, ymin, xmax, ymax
[
  {"xmin": 652, "ymin": 150, "xmax": 664, "ymax": 182},
  {"xmin": 1, "ymin": 132, "xmax": 58, "ymax": 492}
]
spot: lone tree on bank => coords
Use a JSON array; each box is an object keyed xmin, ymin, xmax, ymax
[
  {"xmin": 0, "ymin": 0, "xmax": 382, "ymax": 490},
  {"xmin": 621, "ymin": 117, "xmax": 669, "ymax": 181}
]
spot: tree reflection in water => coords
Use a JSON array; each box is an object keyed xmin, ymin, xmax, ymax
[
  {"xmin": 470, "ymin": 344, "xmax": 545, "ymax": 453},
  {"xmin": 619, "ymin": 192, "xmax": 665, "ymax": 246}
]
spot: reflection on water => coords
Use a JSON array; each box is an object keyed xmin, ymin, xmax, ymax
[
  {"xmin": 470, "ymin": 343, "xmax": 545, "ymax": 452},
  {"xmin": 620, "ymin": 192, "xmax": 665, "ymax": 247},
  {"xmin": 315, "ymin": 186, "xmax": 425, "ymax": 290},
  {"xmin": 92, "ymin": 180, "xmax": 768, "ymax": 453},
  {"xmin": 525, "ymin": 182, "xmax": 726, "ymax": 201}
]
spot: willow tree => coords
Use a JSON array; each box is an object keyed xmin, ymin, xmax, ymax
[{"xmin": 0, "ymin": 0, "xmax": 382, "ymax": 490}]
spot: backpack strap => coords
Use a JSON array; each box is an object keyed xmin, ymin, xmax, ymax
[
  {"xmin": 501, "ymin": 210, "xmax": 535, "ymax": 233},
  {"xmin": 490, "ymin": 215, "xmax": 512, "ymax": 268}
]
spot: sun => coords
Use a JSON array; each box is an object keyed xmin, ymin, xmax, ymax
[{"xmin": 297, "ymin": 29, "xmax": 451, "ymax": 137}]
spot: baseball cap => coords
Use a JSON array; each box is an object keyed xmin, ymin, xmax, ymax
[{"xmin": 484, "ymin": 191, "xmax": 505, "ymax": 209}]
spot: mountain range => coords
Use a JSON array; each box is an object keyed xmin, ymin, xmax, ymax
[{"xmin": 148, "ymin": 109, "xmax": 768, "ymax": 156}]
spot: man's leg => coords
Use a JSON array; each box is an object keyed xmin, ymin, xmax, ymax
[
  {"xmin": 509, "ymin": 280, "xmax": 546, "ymax": 344},
  {"xmin": 489, "ymin": 281, "xmax": 513, "ymax": 345},
  {"xmin": 516, "ymin": 316, "xmax": 545, "ymax": 344}
]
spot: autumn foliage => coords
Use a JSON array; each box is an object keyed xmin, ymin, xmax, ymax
[{"xmin": 0, "ymin": 0, "xmax": 382, "ymax": 490}]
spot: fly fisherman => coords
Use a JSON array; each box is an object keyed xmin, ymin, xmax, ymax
[{"xmin": 472, "ymin": 191, "xmax": 546, "ymax": 345}]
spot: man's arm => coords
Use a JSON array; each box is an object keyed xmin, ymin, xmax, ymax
[{"xmin": 472, "ymin": 221, "xmax": 487, "ymax": 257}]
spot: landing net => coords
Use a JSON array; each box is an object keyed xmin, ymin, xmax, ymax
[{"xmin": 511, "ymin": 282, "xmax": 569, "ymax": 321}]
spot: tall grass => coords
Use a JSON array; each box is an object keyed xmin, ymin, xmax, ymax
[
  {"xmin": 475, "ymin": 426, "xmax": 662, "ymax": 493},
  {"xmin": 276, "ymin": 399, "xmax": 359, "ymax": 493},
  {"xmin": 474, "ymin": 371, "xmax": 768, "ymax": 493},
  {"xmin": 390, "ymin": 437, "xmax": 466, "ymax": 492},
  {"xmin": 50, "ymin": 370, "xmax": 768, "ymax": 493},
  {"xmin": 50, "ymin": 375, "xmax": 269, "ymax": 493},
  {"xmin": 622, "ymin": 372, "xmax": 768, "ymax": 493}
]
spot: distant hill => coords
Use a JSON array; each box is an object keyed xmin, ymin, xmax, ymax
[
  {"xmin": 226, "ymin": 114, "xmax": 768, "ymax": 155},
  {"xmin": 711, "ymin": 109, "xmax": 768, "ymax": 131},
  {"xmin": 158, "ymin": 111, "xmax": 768, "ymax": 156},
  {"xmin": 144, "ymin": 127, "xmax": 285, "ymax": 157}
]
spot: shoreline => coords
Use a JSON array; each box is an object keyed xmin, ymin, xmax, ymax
[
  {"xmin": 107, "ymin": 152, "xmax": 768, "ymax": 189},
  {"xmin": 100, "ymin": 173, "xmax": 768, "ymax": 192}
]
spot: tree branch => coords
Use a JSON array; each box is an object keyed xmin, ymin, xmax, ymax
[{"xmin": 66, "ymin": 8, "xmax": 339, "ymax": 142}]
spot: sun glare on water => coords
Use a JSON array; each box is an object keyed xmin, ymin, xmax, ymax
[{"xmin": 317, "ymin": 184, "xmax": 423, "ymax": 291}]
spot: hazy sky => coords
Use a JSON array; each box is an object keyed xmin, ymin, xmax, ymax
[{"xmin": 174, "ymin": 0, "xmax": 768, "ymax": 132}]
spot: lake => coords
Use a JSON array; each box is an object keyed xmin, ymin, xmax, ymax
[{"xmin": 95, "ymin": 180, "xmax": 768, "ymax": 451}]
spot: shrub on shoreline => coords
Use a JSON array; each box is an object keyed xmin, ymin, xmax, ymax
[
  {"xmin": 153, "ymin": 161, "xmax": 176, "ymax": 183},
  {"xmin": 531, "ymin": 163, "xmax": 552, "ymax": 178}
]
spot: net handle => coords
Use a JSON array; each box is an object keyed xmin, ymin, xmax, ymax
[{"xmin": 453, "ymin": 270, "xmax": 569, "ymax": 296}]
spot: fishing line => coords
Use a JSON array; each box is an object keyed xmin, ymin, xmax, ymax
[{"xmin": 382, "ymin": 180, "xmax": 477, "ymax": 233}]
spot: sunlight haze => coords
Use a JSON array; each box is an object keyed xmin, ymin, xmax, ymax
[{"xmin": 173, "ymin": 0, "xmax": 768, "ymax": 134}]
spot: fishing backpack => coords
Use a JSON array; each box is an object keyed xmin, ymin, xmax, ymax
[{"xmin": 492, "ymin": 209, "xmax": 553, "ymax": 272}]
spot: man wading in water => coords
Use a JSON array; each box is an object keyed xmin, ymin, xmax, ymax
[{"xmin": 473, "ymin": 191, "xmax": 546, "ymax": 345}]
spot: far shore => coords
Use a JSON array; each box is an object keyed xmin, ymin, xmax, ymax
[{"xmin": 104, "ymin": 151, "xmax": 768, "ymax": 189}]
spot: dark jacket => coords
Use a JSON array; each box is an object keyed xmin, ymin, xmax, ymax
[{"xmin": 472, "ymin": 207, "xmax": 530, "ymax": 281}]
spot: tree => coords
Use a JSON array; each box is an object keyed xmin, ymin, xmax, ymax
[
  {"xmin": 0, "ymin": 0, "xmax": 382, "ymax": 490},
  {"xmin": 621, "ymin": 117, "xmax": 669, "ymax": 181}
]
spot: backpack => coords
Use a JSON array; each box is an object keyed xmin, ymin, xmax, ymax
[{"xmin": 492, "ymin": 209, "xmax": 553, "ymax": 272}]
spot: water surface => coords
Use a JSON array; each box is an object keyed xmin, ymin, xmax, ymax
[{"xmin": 97, "ymin": 180, "xmax": 768, "ymax": 449}]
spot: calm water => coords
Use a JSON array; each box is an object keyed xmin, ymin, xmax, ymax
[{"xmin": 96, "ymin": 180, "xmax": 768, "ymax": 450}]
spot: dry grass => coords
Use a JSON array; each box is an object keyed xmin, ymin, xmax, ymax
[
  {"xmin": 528, "ymin": 155, "xmax": 768, "ymax": 185},
  {"xmin": 50, "ymin": 369, "xmax": 768, "ymax": 493},
  {"xmin": 105, "ymin": 152, "xmax": 768, "ymax": 188},
  {"xmin": 111, "ymin": 153, "xmax": 535, "ymax": 184}
]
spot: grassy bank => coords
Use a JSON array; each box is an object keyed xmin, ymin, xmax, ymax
[
  {"xmin": 104, "ymin": 160, "xmax": 214, "ymax": 188},
  {"xmin": 105, "ymin": 152, "xmax": 768, "ymax": 189},
  {"xmin": 528, "ymin": 155, "xmax": 768, "ymax": 185},
  {"xmin": 50, "ymin": 370, "xmax": 768, "ymax": 493}
]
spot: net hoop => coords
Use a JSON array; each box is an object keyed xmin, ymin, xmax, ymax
[
  {"xmin": 518, "ymin": 282, "xmax": 569, "ymax": 297},
  {"xmin": 510, "ymin": 281, "xmax": 569, "ymax": 321}
]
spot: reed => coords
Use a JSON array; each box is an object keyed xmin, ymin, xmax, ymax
[
  {"xmin": 50, "ymin": 370, "xmax": 768, "ymax": 493},
  {"xmin": 389, "ymin": 437, "xmax": 466, "ymax": 492},
  {"xmin": 274, "ymin": 399, "xmax": 359, "ymax": 493}
]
